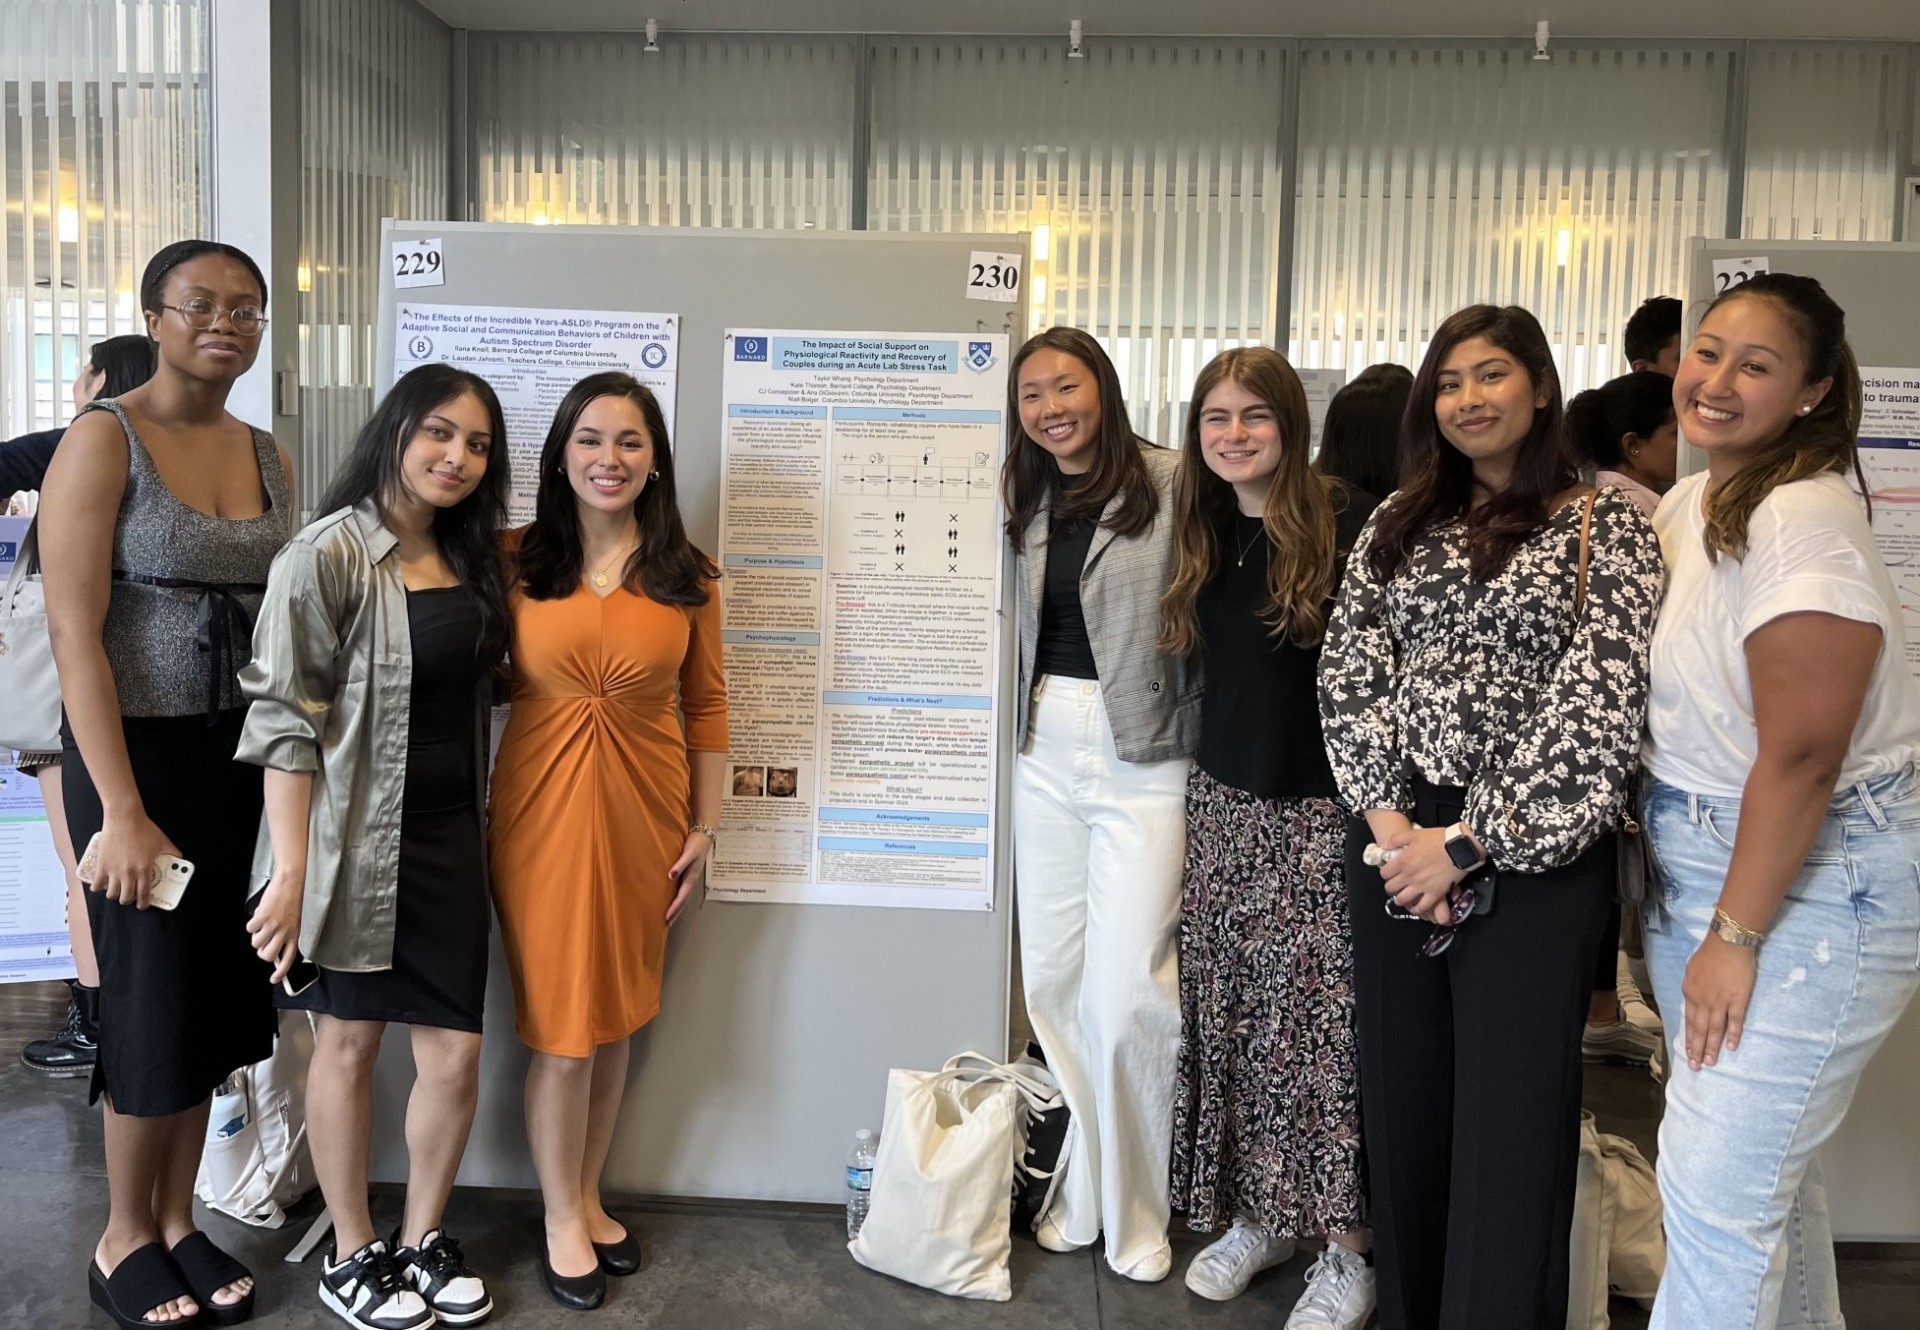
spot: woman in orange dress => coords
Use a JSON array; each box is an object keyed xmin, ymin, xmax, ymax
[{"xmin": 490, "ymin": 371, "xmax": 726, "ymax": 1310}]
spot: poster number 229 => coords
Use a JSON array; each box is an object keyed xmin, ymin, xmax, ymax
[{"xmin": 393, "ymin": 238, "xmax": 446, "ymax": 289}]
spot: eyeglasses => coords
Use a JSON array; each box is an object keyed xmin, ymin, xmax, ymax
[
  {"xmin": 159, "ymin": 299, "xmax": 268, "ymax": 336},
  {"xmin": 1384, "ymin": 880, "xmax": 1480, "ymax": 958}
]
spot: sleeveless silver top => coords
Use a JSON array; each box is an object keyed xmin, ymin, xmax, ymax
[{"xmin": 83, "ymin": 398, "xmax": 294, "ymax": 718}]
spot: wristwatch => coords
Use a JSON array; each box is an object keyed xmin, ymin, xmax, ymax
[
  {"xmin": 1443, "ymin": 823, "xmax": 1486, "ymax": 873},
  {"xmin": 1711, "ymin": 908, "xmax": 1764, "ymax": 949}
]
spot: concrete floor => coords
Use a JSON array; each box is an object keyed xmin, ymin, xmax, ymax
[{"xmin": 4, "ymin": 980, "xmax": 1914, "ymax": 1329}]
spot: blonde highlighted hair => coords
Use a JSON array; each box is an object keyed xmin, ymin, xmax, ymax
[{"xmin": 1159, "ymin": 346, "xmax": 1343, "ymax": 655}]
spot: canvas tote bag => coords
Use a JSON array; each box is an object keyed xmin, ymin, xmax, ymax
[{"xmin": 849, "ymin": 1051, "xmax": 1062, "ymax": 1300}]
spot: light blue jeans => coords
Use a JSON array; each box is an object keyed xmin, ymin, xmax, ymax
[{"xmin": 1642, "ymin": 763, "xmax": 1920, "ymax": 1330}]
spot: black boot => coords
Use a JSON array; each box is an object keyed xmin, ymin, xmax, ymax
[{"xmin": 21, "ymin": 981, "xmax": 98, "ymax": 1077}]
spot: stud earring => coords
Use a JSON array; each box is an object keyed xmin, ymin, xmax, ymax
[
  {"xmin": 1798, "ymin": 405, "xmax": 1812, "ymax": 415},
  {"xmin": 648, "ymin": 469, "xmax": 660, "ymax": 481}
]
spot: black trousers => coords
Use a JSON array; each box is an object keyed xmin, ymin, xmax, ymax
[{"xmin": 1346, "ymin": 785, "xmax": 1611, "ymax": 1330}]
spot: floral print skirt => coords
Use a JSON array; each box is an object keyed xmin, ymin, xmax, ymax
[{"xmin": 1170, "ymin": 767, "xmax": 1367, "ymax": 1238}]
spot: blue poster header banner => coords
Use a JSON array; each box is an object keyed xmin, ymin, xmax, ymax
[{"xmin": 771, "ymin": 337, "xmax": 958, "ymax": 374}]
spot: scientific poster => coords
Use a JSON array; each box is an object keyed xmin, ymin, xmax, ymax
[
  {"xmin": 710, "ymin": 330, "xmax": 1008, "ymax": 910},
  {"xmin": 393, "ymin": 302, "xmax": 680, "ymax": 524},
  {"xmin": 1858, "ymin": 367, "xmax": 1920, "ymax": 674},
  {"xmin": 0, "ymin": 515, "xmax": 74, "ymax": 984}
]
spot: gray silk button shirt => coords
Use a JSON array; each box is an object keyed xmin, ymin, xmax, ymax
[{"xmin": 235, "ymin": 500, "xmax": 488, "ymax": 972}]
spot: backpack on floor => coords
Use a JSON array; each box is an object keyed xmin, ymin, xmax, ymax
[
  {"xmin": 195, "ymin": 1010, "xmax": 317, "ymax": 1228},
  {"xmin": 1568, "ymin": 1110, "xmax": 1669, "ymax": 1330},
  {"xmin": 1009, "ymin": 1043, "xmax": 1071, "ymax": 1234}
]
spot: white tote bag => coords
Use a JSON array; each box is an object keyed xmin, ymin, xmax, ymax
[
  {"xmin": 848, "ymin": 1051, "xmax": 1062, "ymax": 1301},
  {"xmin": 1567, "ymin": 1111, "xmax": 1613, "ymax": 1330}
]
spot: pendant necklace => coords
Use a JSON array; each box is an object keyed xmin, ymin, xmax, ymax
[
  {"xmin": 589, "ymin": 541, "xmax": 633, "ymax": 588},
  {"xmin": 1234, "ymin": 519, "xmax": 1268, "ymax": 568}
]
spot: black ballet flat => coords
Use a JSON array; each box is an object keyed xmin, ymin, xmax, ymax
[
  {"xmin": 540, "ymin": 1238, "xmax": 606, "ymax": 1311},
  {"xmin": 593, "ymin": 1223, "xmax": 642, "ymax": 1277}
]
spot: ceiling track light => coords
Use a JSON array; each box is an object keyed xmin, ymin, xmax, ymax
[
  {"xmin": 1534, "ymin": 20, "xmax": 1551, "ymax": 62},
  {"xmin": 1068, "ymin": 19, "xmax": 1084, "ymax": 59},
  {"xmin": 644, "ymin": 18, "xmax": 661, "ymax": 54}
]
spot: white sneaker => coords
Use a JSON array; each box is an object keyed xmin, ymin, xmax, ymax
[
  {"xmin": 1184, "ymin": 1217, "xmax": 1297, "ymax": 1301},
  {"xmin": 318, "ymin": 1240, "xmax": 434, "ymax": 1330},
  {"xmin": 1583, "ymin": 1016, "xmax": 1663, "ymax": 1065},
  {"xmin": 1285, "ymin": 1243, "xmax": 1376, "ymax": 1329},
  {"xmin": 1034, "ymin": 1207, "xmax": 1089, "ymax": 1254}
]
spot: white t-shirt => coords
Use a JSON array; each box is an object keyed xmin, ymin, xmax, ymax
[{"xmin": 1644, "ymin": 471, "xmax": 1920, "ymax": 797}]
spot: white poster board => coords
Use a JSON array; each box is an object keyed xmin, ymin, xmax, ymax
[
  {"xmin": 710, "ymin": 331, "xmax": 1007, "ymax": 911},
  {"xmin": 392, "ymin": 302, "xmax": 680, "ymax": 524},
  {"xmin": 1858, "ymin": 367, "xmax": 1920, "ymax": 674},
  {"xmin": 0, "ymin": 514, "xmax": 74, "ymax": 984}
]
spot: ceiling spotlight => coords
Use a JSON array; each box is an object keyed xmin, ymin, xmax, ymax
[
  {"xmin": 644, "ymin": 18, "xmax": 660, "ymax": 54},
  {"xmin": 1068, "ymin": 19, "xmax": 1084, "ymax": 59},
  {"xmin": 1534, "ymin": 21, "xmax": 1551, "ymax": 62}
]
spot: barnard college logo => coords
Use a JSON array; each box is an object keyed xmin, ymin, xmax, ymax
[
  {"xmin": 966, "ymin": 340, "xmax": 996, "ymax": 372},
  {"xmin": 734, "ymin": 335, "xmax": 768, "ymax": 362}
]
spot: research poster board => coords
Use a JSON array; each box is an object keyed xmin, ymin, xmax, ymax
[
  {"xmin": 0, "ymin": 515, "xmax": 74, "ymax": 984},
  {"xmin": 1858, "ymin": 367, "xmax": 1920, "ymax": 672},
  {"xmin": 710, "ymin": 330, "xmax": 1007, "ymax": 911},
  {"xmin": 392, "ymin": 302, "xmax": 679, "ymax": 524},
  {"xmin": 376, "ymin": 222, "xmax": 1025, "ymax": 1204}
]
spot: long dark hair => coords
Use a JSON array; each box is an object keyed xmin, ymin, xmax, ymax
[
  {"xmin": 1566, "ymin": 371, "xmax": 1673, "ymax": 470},
  {"xmin": 516, "ymin": 371, "xmax": 715, "ymax": 605},
  {"xmin": 1314, "ymin": 363, "xmax": 1413, "ymax": 499},
  {"xmin": 1368, "ymin": 305, "xmax": 1577, "ymax": 583},
  {"xmin": 1161, "ymin": 347, "xmax": 1343, "ymax": 653},
  {"xmin": 1001, "ymin": 327, "xmax": 1158, "ymax": 550},
  {"xmin": 1694, "ymin": 273, "xmax": 1867, "ymax": 561},
  {"xmin": 89, "ymin": 335, "xmax": 157, "ymax": 398},
  {"xmin": 320, "ymin": 364, "xmax": 512, "ymax": 665}
]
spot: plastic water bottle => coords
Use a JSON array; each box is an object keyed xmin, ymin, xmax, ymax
[{"xmin": 845, "ymin": 1128, "xmax": 877, "ymax": 1239}]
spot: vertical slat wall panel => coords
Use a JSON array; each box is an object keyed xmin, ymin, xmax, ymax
[
  {"xmin": 467, "ymin": 33, "xmax": 854, "ymax": 231},
  {"xmin": 867, "ymin": 40, "xmax": 1287, "ymax": 444},
  {"xmin": 1290, "ymin": 45, "xmax": 1732, "ymax": 394},
  {"xmin": 1, "ymin": 0, "xmax": 210, "ymax": 435},
  {"xmin": 1744, "ymin": 43, "xmax": 1909, "ymax": 243},
  {"xmin": 298, "ymin": 0, "xmax": 450, "ymax": 503}
]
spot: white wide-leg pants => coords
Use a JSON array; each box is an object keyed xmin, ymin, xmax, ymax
[{"xmin": 1012, "ymin": 676, "xmax": 1189, "ymax": 1278}]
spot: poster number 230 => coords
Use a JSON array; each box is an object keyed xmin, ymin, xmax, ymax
[{"xmin": 966, "ymin": 251, "xmax": 1022, "ymax": 303}]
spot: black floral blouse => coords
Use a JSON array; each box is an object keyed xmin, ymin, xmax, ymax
[{"xmin": 1317, "ymin": 487, "xmax": 1663, "ymax": 875}]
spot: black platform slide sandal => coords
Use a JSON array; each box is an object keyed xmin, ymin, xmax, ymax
[
  {"xmin": 88, "ymin": 1242, "xmax": 202, "ymax": 1330},
  {"xmin": 593, "ymin": 1221, "xmax": 642, "ymax": 1277},
  {"xmin": 168, "ymin": 1232, "xmax": 256, "ymax": 1326}
]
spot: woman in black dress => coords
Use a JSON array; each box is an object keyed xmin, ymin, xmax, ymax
[
  {"xmin": 43, "ymin": 241, "xmax": 293, "ymax": 1329},
  {"xmin": 239, "ymin": 365, "xmax": 511, "ymax": 1330}
]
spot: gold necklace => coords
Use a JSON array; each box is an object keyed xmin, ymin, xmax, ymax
[
  {"xmin": 588, "ymin": 541, "xmax": 633, "ymax": 589},
  {"xmin": 1233, "ymin": 519, "xmax": 1268, "ymax": 568}
]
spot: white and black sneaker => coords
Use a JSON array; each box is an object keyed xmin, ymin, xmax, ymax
[
  {"xmin": 319, "ymin": 1239, "xmax": 434, "ymax": 1330},
  {"xmin": 394, "ymin": 1228, "xmax": 493, "ymax": 1326}
]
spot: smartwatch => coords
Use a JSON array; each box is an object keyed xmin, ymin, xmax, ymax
[{"xmin": 1444, "ymin": 823, "xmax": 1486, "ymax": 873}]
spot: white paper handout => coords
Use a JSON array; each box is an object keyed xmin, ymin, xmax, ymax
[{"xmin": 709, "ymin": 330, "xmax": 1009, "ymax": 911}]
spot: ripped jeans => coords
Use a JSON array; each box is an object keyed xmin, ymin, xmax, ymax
[{"xmin": 1642, "ymin": 764, "xmax": 1920, "ymax": 1330}]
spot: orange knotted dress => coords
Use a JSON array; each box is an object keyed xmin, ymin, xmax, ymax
[{"xmin": 489, "ymin": 568, "xmax": 727, "ymax": 1057}]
